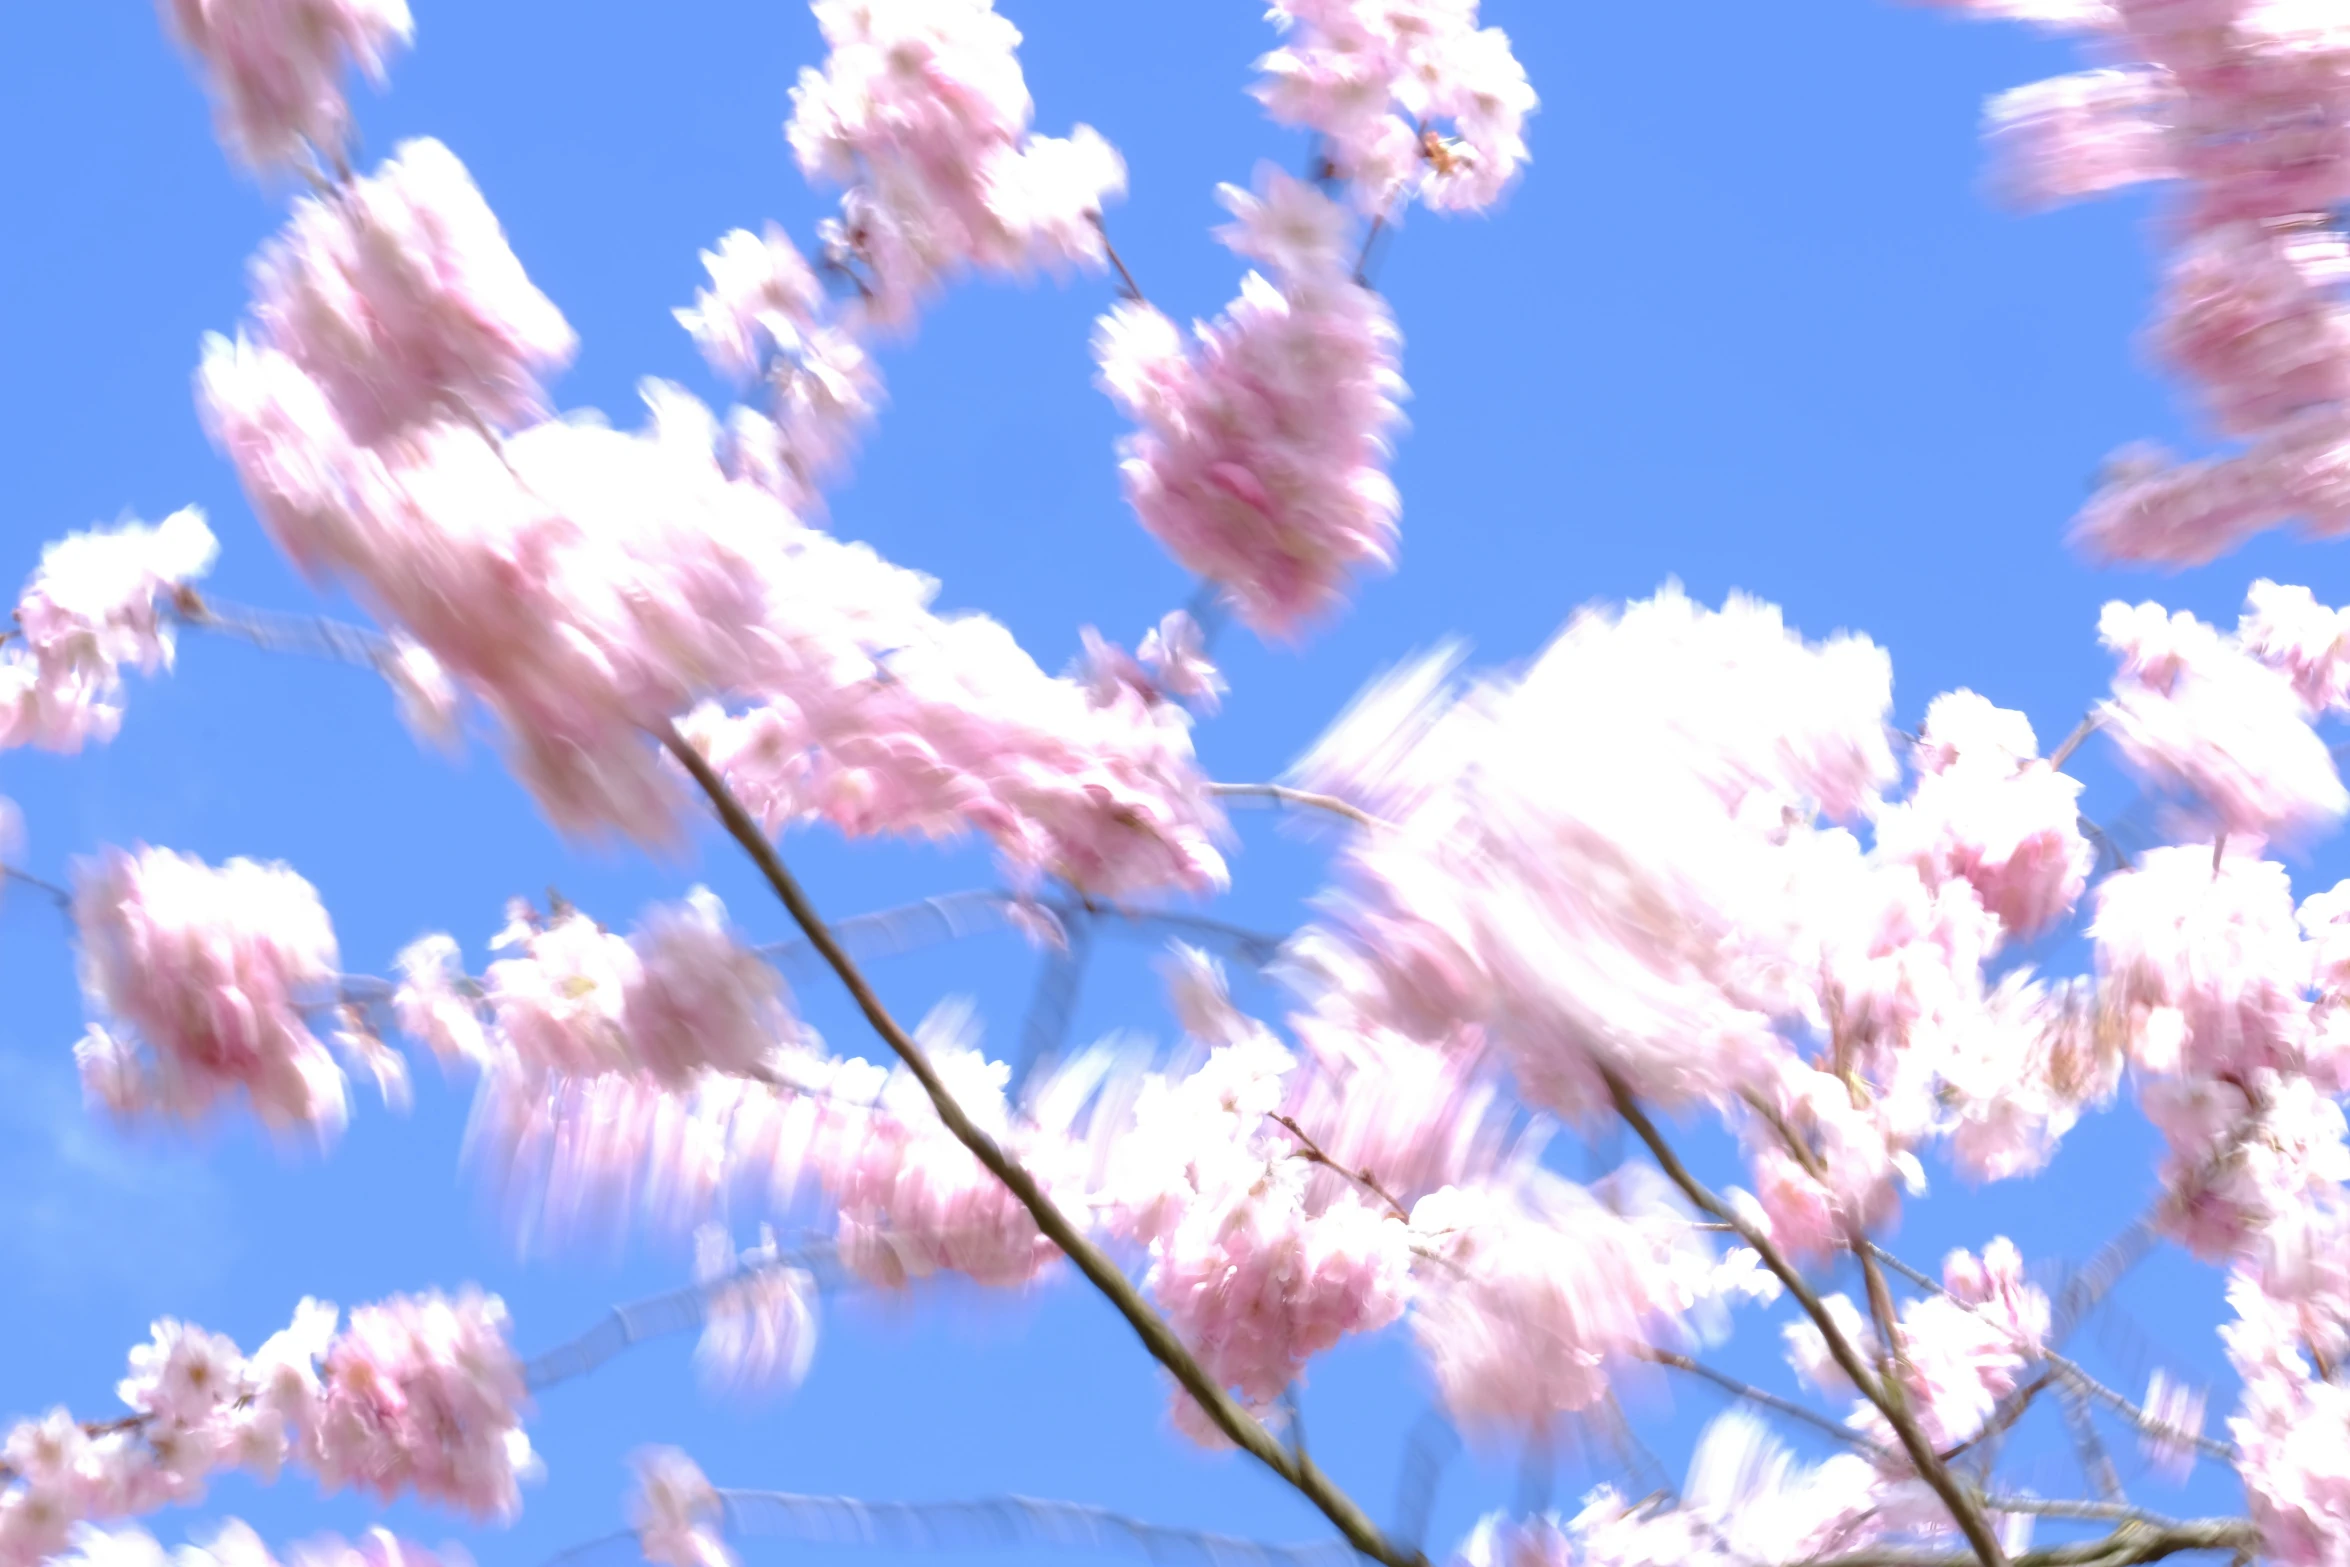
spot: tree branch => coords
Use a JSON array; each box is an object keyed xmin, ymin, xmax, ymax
[
  {"xmin": 1208, "ymin": 783, "xmax": 1383, "ymax": 830},
  {"xmin": 661, "ymin": 723, "xmax": 1421, "ymax": 1567},
  {"xmin": 1603, "ymin": 1075, "xmax": 2008, "ymax": 1567},
  {"xmin": 1640, "ymin": 1350, "xmax": 1891, "ymax": 1458},
  {"xmin": 715, "ymin": 1488, "xmax": 1360, "ymax": 1567},
  {"xmin": 1798, "ymin": 1518, "xmax": 2256, "ymax": 1567}
]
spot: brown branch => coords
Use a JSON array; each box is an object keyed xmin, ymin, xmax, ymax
[
  {"xmin": 1091, "ymin": 213, "xmax": 1146, "ymax": 304},
  {"xmin": 662, "ymin": 724, "xmax": 1420, "ymax": 1567},
  {"xmin": 1603, "ymin": 1075, "xmax": 2008, "ymax": 1567},
  {"xmin": 1798, "ymin": 1518, "xmax": 2256, "ymax": 1567},
  {"xmin": 1640, "ymin": 1350, "xmax": 1891, "ymax": 1458},
  {"xmin": 1209, "ymin": 783, "xmax": 1383, "ymax": 830},
  {"xmin": 1271, "ymin": 1114, "xmax": 1411, "ymax": 1222},
  {"xmin": 2047, "ymin": 712, "xmax": 2099, "ymax": 772}
]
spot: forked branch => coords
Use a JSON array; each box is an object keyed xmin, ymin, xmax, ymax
[{"xmin": 662, "ymin": 723, "xmax": 1422, "ymax": 1567}]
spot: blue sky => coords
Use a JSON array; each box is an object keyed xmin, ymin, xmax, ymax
[{"xmin": 0, "ymin": 3, "xmax": 2334, "ymax": 1565}]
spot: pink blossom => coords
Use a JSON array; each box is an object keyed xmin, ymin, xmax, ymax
[
  {"xmin": 2091, "ymin": 846, "xmax": 2328, "ymax": 1083},
  {"xmin": 381, "ymin": 634, "xmax": 460, "ymax": 749},
  {"xmin": 391, "ymin": 934, "xmax": 488, "ymax": 1067},
  {"xmin": 1294, "ymin": 587, "xmax": 1896, "ymax": 1119},
  {"xmin": 822, "ymin": 1005, "xmax": 1071, "ymax": 1287},
  {"xmin": 2142, "ymin": 1368, "xmax": 2209, "ymax": 1479},
  {"xmin": 691, "ymin": 1226, "xmax": 819, "ymax": 1398},
  {"xmin": 160, "ymin": 0, "xmax": 412, "ymax": 172},
  {"xmin": 1152, "ymin": 1166, "xmax": 1411, "ymax": 1429},
  {"xmin": 1253, "ymin": 0, "xmax": 1537, "ymax": 214},
  {"xmin": 119, "ymin": 1320, "xmax": 245, "ymax": 1428},
  {"xmin": 2098, "ymin": 599, "xmax": 2346, "ymax": 843},
  {"xmin": 249, "ymin": 139, "xmax": 576, "ymax": 444},
  {"xmin": 71, "ymin": 845, "xmax": 356, "ymax": 1138},
  {"xmin": 2, "ymin": 510, "xmax": 218, "ymax": 754},
  {"xmin": 1095, "ymin": 172, "xmax": 1404, "ymax": 638},
  {"xmin": 310, "ymin": 1288, "xmax": 536, "ymax": 1520},
  {"xmin": 1135, "ymin": 611, "xmax": 1225, "ymax": 711},
  {"xmin": 2225, "ymin": 1271, "xmax": 2350, "ymax": 1567},
  {"xmin": 2241, "ymin": 579, "xmax": 2350, "ymax": 711},
  {"xmin": 675, "ymin": 226, "xmax": 824, "ymax": 385},
  {"xmin": 785, "ymin": 0, "xmax": 1124, "ymax": 315},
  {"xmin": 482, "ymin": 904, "xmax": 639, "ymax": 1079},
  {"xmin": 2154, "ymin": 223, "xmax": 2350, "ymax": 440},
  {"xmin": 1875, "ymin": 690, "xmax": 2091, "ymax": 937},
  {"xmin": 1940, "ymin": 972, "xmax": 2114, "ymax": 1181},
  {"xmin": 621, "ymin": 889, "xmax": 792, "ymax": 1089},
  {"xmin": 629, "ymin": 1449, "xmax": 734, "ymax": 1567},
  {"xmin": 1407, "ymin": 1176, "xmax": 1695, "ymax": 1433},
  {"xmin": 1986, "ymin": 68, "xmax": 2178, "ymax": 208}
]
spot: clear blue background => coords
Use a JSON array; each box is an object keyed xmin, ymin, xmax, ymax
[{"xmin": 0, "ymin": 3, "xmax": 2330, "ymax": 1564}]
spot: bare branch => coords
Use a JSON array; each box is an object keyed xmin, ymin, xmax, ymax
[
  {"xmin": 716, "ymin": 1489, "xmax": 1360, "ymax": 1567},
  {"xmin": 1603, "ymin": 1075, "xmax": 2009, "ymax": 1567},
  {"xmin": 1272, "ymin": 1112, "xmax": 1411, "ymax": 1222},
  {"xmin": 4, "ymin": 864, "xmax": 71, "ymax": 909},
  {"xmin": 2047, "ymin": 712, "xmax": 2100, "ymax": 772},
  {"xmin": 1209, "ymin": 782, "xmax": 1384, "ymax": 830},
  {"xmin": 662, "ymin": 723, "xmax": 1422, "ymax": 1567},
  {"xmin": 178, "ymin": 594, "xmax": 395, "ymax": 671},
  {"xmin": 1640, "ymin": 1350, "xmax": 1892, "ymax": 1458},
  {"xmin": 1982, "ymin": 1497, "xmax": 2181, "ymax": 1526},
  {"xmin": 1798, "ymin": 1518, "xmax": 2256, "ymax": 1567},
  {"xmin": 520, "ymin": 1247, "xmax": 841, "ymax": 1392}
]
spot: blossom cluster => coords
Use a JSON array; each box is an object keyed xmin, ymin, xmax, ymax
[
  {"xmin": 0, "ymin": 1290, "xmax": 531, "ymax": 1567},
  {"xmin": 785, "ymin": 0, "xmax": 1127, "ymax": 323},
  {"xmin": 49, "ymin": 1521, "xmax": 466, "ymax": 1567},
  {"xmin": 1095, "ymin": 173, "xmax": 1406, "ymax": 638},
  {"xmin": 159, "ymin": 0, "xmax": 412, "ymax": 173},
  {"xmin": 2, "ymin": 512, "xmax": 218, "ymax": 755},
  {"xmin": 1937, "ymin": 0, "xmax": 2350, "ymax": 563},
  {"xmin": 70, "ymin": 846, "xmax": 371, "ymax": 1140},
  {"xmin": 1252, "ymin": 0, "xmax": 1537, "ymax": 214}
]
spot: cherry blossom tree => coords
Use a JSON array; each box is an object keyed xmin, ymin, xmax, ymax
[{"xmin": 15, "ymin": 3, "xmax": 2350, "ymax": 1567}]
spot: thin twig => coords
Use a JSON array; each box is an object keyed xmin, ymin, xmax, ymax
[
  {"xmin": 1982, "ymin": 1496, "xmax": 2180, "ymax": 1527},
  {"xmin": 2047, "ymin": 712, "xmax": 2100, "ymax": 772},
  {"xmin": 1797, "ymin": 1518, "xmax": 2256, "ymax": 1567},
  {"xmin": 1604, "ymin": 1075, "xmax": 2008, "ymax": 1567},
  {"xmin": 1271, "ymin": 1113, "xmax": 1411, "ymax": 1222},
  {"xmin": 2056, "ymin": 1377, "xmax": 2126, "ymax": 1503},
  {"xmin": 4, "ymin": 864, "xmax": 71, "ymax": 908},
  {"xmin": 1352, "ymin": 213, "xmax": 1388, "ymax": 288},
  {"xmin": 177, "ymin": 594, "xmax": 394, "ymax": 670},
  {"xmin": 1093, "ymin": 213, "xmax": 1146, "ymax": 304},
  {"xmin": 1209, "ymin": 782, "xmax": 1382, "ymax": 830},
  {"xmin": 1640, "ymin": 1350, "xmax": 1891, "ymax": 1458},
  {"xmin": 520, "ymin": 1248, "xmax": 843, "ymax": 1392},
  {"xmin": 715, "ymin": 1489, "xmax": 1360, "ymax": 1567},
  {"xmin": 661, "ymin": 723, "xmax": 1421, "ymax": 1567}
]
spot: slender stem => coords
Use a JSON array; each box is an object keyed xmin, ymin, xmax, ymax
[
  {"xmin": 662, "ymin": 723, "xmax": 1420, "ymax": 1567},
  {"xmin": 1092, "ymin": 213, "xmax": 1146, "ymax": 304},
  {"xmin": 1870, "ymin": 1241, "xmax": 2234, "ymax": 1465},
  {"xmin": 1352, "ymin": 213, "xmax": 1389, "ymax": 288},
  {"xmin": 2047, "ymin": 712, "xmax": 2099, "ymax": 772},
  {"xmin": 4, "ymin": 864, "xmax": 71, "ymax": 908},
  {"xmin": 178, "ymin": 594, "xmax": 394, "ymax": 670},
  {"xmin": 1603, "ymin": 1075, "xmax": 2008, "ymax": 1567},
  {"xmin": 1209, "ymin": 782, "xmax": 1382, "ymax": 830},
  {"xmin": 1640, "ymin": 1349, "xmax": 1890, "ymax": 1457},
  {"xmin": 1982, "ymin": 1497, "xmax": 2178, "ymax": 1526},
  {"xmin": 2045, "ymin": 1355, "xmax": 2234, "ymax": 1461},
  {"xmin": 1272, "ymin": 1112, "xmax": 1411, "ymax": 1222},
  {"xmin": 713, "ymin": 1488, "xmax": 1359, "ymax": 1567},
  {"xmin": 2056, "ymin": 1379, "xmax": 2125, "ymax": 1502},
  {"xmin": 1798, "ymin": 1519, "xmax": 2256, "ymax": 1567}
]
